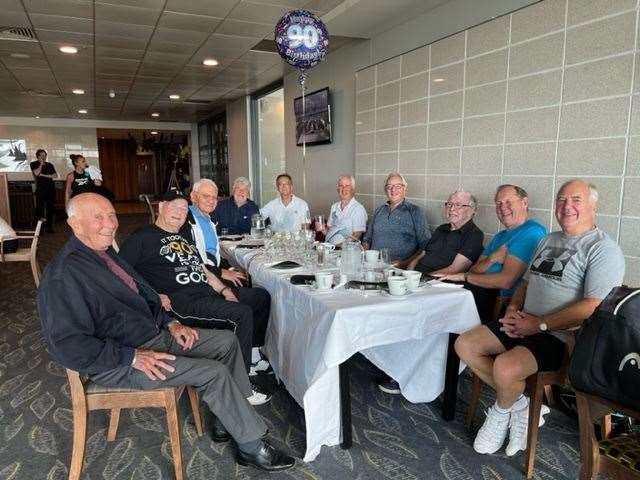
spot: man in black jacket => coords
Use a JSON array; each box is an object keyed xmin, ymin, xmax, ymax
[{"xmin": 38, "ymin": 193, "xmax": 294, "ymax": 472}]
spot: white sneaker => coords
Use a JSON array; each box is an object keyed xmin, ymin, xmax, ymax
[
  {"xmin": 249, "ymin": 359, "xmax": 271, "ymax": 376},
  {"xmin": 246, "ymin": 384, "xmax": 272, "ymax": 406},
  {"xmin": 505, "ymin": 402, "xmax": 551, "ymax": 456},
  {"xmin": 473, "ymin": 406, "xmax": 510, "ymax": 454}
]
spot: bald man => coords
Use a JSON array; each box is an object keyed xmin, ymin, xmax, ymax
[
  {"xmin": 455, "ymin": 180, "xmax": 625, "ymax": 458},
  {"xmin": 37, "ymin": 193, "xmax": 295, "ymax": 472}
]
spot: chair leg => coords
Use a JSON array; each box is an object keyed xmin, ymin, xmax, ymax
[
  {"xmin": 165, "ymin": 390, "xmax": 183, "ymax": 480},
  {"xmin": 543, "ymin": 385, "xmax": 555, "ymax": 407},
  {"xmin": 69, "ymin": 399, "xmax": 87, "ymax": 480},
  {"xmin": 466, "ymin": 374, "xmax": 483, "ymax": 428},
  {"xmin": 525, "ymin": 377, "xmax": 544, "ymax": 479},
  {"xmin": 601, "ymin": 414, "xmax": 612, "ymax": 440},
  {"xmin": 186, "ymin": 387, "xmax": 203, "ymax": 436},
  {"xmin": 107, "ymin": 408, "xmax": 121, "ymax": 442},
  {"xmin": 31, "ymin": 259, "xmax": 40, "ymax": 288},
  {"xmin": 576, "ymin": 393, "xmax": 599, "ymax": 480}
]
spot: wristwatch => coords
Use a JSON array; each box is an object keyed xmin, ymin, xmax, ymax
[{"xmin": 538, "ymin": 316, "xmax": 548, "ymax": 332}]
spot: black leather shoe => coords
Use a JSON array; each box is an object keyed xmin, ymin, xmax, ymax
[
  {"xmin": 211, "ymin": 421, "xmax": 231, "ymax": 443},
  {"xmin": 236, "ymin": 441, "xmax": 295, "ymax": 471}
]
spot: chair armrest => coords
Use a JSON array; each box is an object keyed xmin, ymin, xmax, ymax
[
  {"xmin": 12, "ymin": 235, "xmax": 35, "ymax": 240},
  {"xmin": 15, "ymin": 230, "xmax": 35, "ymax": 235}
]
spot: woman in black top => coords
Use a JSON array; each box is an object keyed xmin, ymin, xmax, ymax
[{"xmin": 64, "ymin": 154, "xmax": 99, "ymax": 206}]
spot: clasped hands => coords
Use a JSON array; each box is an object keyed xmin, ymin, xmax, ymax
[{"xmin": 498, "ymin": 307, "xmax": 542, "ymax": 338}]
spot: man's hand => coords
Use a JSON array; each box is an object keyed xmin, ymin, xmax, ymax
[
  {"xmin": 168, "ymin": 322, "xmax": 199, "ymax": 350},
  {"xmin": 222, "ymin": 268, "xmax": 246, "ymax": 287},
  {"xmin": 488, "ymin": 244, "xmax": 508, "ymax": 265},
  {"xmin": 499, "ymin": 310, "xmax": 540, "ymax": 338},
  {"xmin": 433, "ymin": 272, "xmax": 465, "ymax": 282},
  {"xmin": 406, "ymin": 258, "xmax": 418, "ymax": 271},
  {"xmin": 222, "ymin": 287, "xmax": 238, "ymax": 302},
  {"xmin": 159, "ymin": 294, "xmax": 172, "ymax": 311},
  {"xmin": 132, "ymin": 350, "xmax": 176, "ymax": 380}
]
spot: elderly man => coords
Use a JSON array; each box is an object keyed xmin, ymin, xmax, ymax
[
  {"xmin": 212, "ymin": 177, "xmax": 260, "ymax": 235},
  {"xmin": 322, "ymin": 175, "xmax": 367, "ymax": 245},
  {"xmin": 119, "ymin": 188, "xmax": 271, "ymax": 406},
  {"xmin": 456, "ymin": 180, "xmax": 625, "ymax": 457},
  {"xmin": 182, "ymin": 178, "xmax": 271, "ymax": 376},
  {"xmin": 408, "ymin": 190, "xmax": 484, "ymax": 274},
  {"xmin": 362, "ymin": 172, "xmax": 430, "ymax": 267},
  {"xmin": 436, "ymin": 184, "xmax": 547, "ymax": 324},
  {"xmin": 260, "ymin": 173, "xmax": 310, "ymax": 232},
  {"xmin": 38, "ymin": 193, "xmax": 295, "ymax": 471}
]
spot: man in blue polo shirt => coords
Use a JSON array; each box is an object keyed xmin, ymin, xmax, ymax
[{"xmin": 212, "ymin": 177, "xmax": 260, "ymax": 235}]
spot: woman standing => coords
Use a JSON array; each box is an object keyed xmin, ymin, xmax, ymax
[{"xmin": 64, "ymin": 154, "xmax": 100, "ymax": 206}]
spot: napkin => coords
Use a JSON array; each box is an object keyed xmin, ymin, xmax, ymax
[
  {"xmin": 269, "ymin": 260, "xmax": 302, "ymax": 269},
  {"xmin": 290, "ymin": 274, "xmax": 315, "ymax": 285}
]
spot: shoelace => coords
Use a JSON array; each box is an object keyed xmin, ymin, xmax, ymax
[
  {"xmin": 479, "ymin": 408, "xmax": 509, "ymax": 441},
  {"xmin": 509, "ymin": 409, "xmax": 528, "ymax": 439}
]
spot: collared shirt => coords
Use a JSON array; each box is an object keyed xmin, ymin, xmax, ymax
[
  {"xmin": 212, "ymin": 197, "xmax": 260, "ymax": 235},
  {"xmin": 189, "ymin": 205, "xmax": 218, "ymax": 258},
  {"xmin": 416, "ymin": 220, "xmax": 484, "ymax": 273},
  {"xmin": 260, "ymin": 194, "xmax": 310, "ymax": 232},
  {"xmin": 362, "ymin": 199, "xmax": 431, "ymax": 261},
  {"xmin": 326, "ymin": 197, "xmax": 368, "ymax": 245}
]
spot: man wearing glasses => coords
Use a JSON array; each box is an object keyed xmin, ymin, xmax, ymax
[
  {"xmin": 407, "ymin": 190, "xmax": 484, "ymax": 274},
  {"xmin": 362, "ymin": 172, "xmax": 430, "ymax": 268}
]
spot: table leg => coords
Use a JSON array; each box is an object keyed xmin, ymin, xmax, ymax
[
  {"xmin": 339, "ymin": 361, "xmax": 352, "ymax": 449},
  {"xmin": 441, "ymin": 332, "xmax": 460, "ymax": 421}
]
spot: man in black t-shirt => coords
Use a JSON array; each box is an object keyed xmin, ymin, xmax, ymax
[
  {"xmin": 119, "ymin": 188, "xmax": 271, "ymax": 407},
  {"xmin": 30, "ymin": 149, "xmax": 57, "ymax": 232}
]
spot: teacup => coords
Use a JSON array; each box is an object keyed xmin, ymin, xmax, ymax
[
  {"xmin": 365, "ymin": 249, "xmax": 379, "ymax": 264},
  {"xmin": 387, "ymin": 276, "xmax": 407, "ymax": 296},
  {"xmin": 383, "ymin": 268, "xmax": 398, "ymax": 280},
  {"xmin": 314, "ymin": 271, "xmax": 333, "ymax": 290},
  {"xmin": 402, "ymin": 270, "xmax": 422, "ymax": 290}
]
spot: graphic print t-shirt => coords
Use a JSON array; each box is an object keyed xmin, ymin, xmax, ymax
[{"xmin": 119, "ymin": 225, "xmax": 212, "ymax": 298}]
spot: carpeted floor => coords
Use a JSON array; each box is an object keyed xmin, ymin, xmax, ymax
[{"xmin": 0, "ymin": 214, "xmax": 585, "ymax": 479}]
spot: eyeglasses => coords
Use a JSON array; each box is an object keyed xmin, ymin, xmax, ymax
[
  {"xmin": 444, "ymin": 202, "xmax": 472, "ymax": 209},
  {"xmin": 385, "ymin": 184, "xmax": 405, "ymax": 191}
]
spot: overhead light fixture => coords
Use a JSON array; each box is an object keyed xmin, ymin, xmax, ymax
[
  {"xmin": 202, "ymin": 58, "xmax": 218, "ymax": 66},
  {"xmin": 169, "ymin": 94, "xmax": 180, "ymax": 100},
  {"xmin": 78, "ymin": 109, "xmax": 87, "ymax": 114},
  {"xmin": 10, "ymin": 53, "xmax": 30, "ymax": 59},
  {"xmin": 151, "ymin": 112, "xmax": 159, "ymax": 117},
  {"xmin": 433, "ymin": 78, "xmax": 445, "ymax": 83},
  {"xmin": 150, "ymin": 131, "xmax": 158, "ymax": 135},
  {"xmin": 72, "ymin": 89, "xmax": 85, "ymax": 95},
  {"xmin": 109, "ymin": 90, "xmax": 115, "ymax": 98},
  {"xmin": 34, "ymin": 115, "xmax": 40, "ymax": 118},
  {"xmin": 59, "ymin": 45, "xmax": 78, "ymax": 54}
]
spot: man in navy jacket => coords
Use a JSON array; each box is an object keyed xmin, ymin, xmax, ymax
[{"xmin": 37, "ymin": 193, "xmax": 294, "ymax": 472}]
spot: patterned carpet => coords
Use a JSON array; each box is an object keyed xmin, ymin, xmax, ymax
[{"xmin": 0, "ymin": 214, "xmax": 585, "ymax": 479}]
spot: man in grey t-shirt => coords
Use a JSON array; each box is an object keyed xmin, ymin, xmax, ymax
[{"xmin": 455, "ymin": 179, "xmax": 625, "ymax": 458}]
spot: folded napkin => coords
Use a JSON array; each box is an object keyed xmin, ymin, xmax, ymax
[
  {"xmin": 269, "ymin": 260, "xmax": 302, "ymax": 269},
  {"xmin": 426, "ymin": 279, "xmax": 464, "ymax": 288},
  {"xmin": 346, "ymin": 280, "xmax": 387, "ymax": 291},
  {"xmin": 236, "ymin": 243, "xmax": 262, "ymax": 249},
  {"xmin": 290, "ymin": 274, "xmax": 315, "ymax": 285},
  {"xmin": 219, "ymin": 235, "xmax": 244, "ymax": 241}
]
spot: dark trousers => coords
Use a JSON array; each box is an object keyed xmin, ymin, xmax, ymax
[
  {"xmin": 1, "ymin": 238, "xmax": 18, "ymax": 253},
  {"xmin": 464, "ymin": 283, "xmax": 501, "ymax": 324},
  {"xmin": 34, "ymin": 187, "xmax": 55, "ymax": 228},
  {"xmin": 170, "ymin": 287, "xmax": 269, "ymax": 371},
  {"xmin": 90, "ymin": 329, "xmax": 266, "ymax": 443}
]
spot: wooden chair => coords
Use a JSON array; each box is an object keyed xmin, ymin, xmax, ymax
[
  {"xmin": 66, "ymin": 369, "xmax": 203, "ymax": 480},
  {"xmin": 140, "ymin": 194, "xmax": 159, "ymax": 224},
  {"xmin": 576, "ymin": 391, "xmax": 640, "ymax": 480},
  {"xmin": 0, "ymin": 219, "xmax": 43, "ymax": 287}
]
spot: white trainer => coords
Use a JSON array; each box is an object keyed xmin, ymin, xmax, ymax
[
  {"xmin": 246, "ymin": 386, "xmax": 272, "ymax": 406},
  {"xmin": 249, "ymin": 358, "xmax": 271, "ymax": 376},
  {"xmin": 473, "ymin": 406, "xmax": 510, "ymax": 454},
  {"xmin": 505, "ymin": 401, "xmax": 551, "ymax": 456}
]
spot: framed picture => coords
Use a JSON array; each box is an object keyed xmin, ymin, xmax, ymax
[
  {"xmin": 294, "ymin": 87, "xmax": 332, "ymax": 146},
  {"xmin": 0, "ymin": 139, "xmax": 28, "ymax": 172}
]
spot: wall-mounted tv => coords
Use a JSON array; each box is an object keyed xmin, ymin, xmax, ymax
[{"xmin": 294, "ymin": 87, "xmax": 332, "ymax": 146}]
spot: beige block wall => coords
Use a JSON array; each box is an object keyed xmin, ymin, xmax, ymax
[
  {"xmin": 355, "ymin": 0, "xmax": 639, "ymax": 286},
  {"xmin": 0, "ymin": 125, "xmax": 98, "ymax": 181}
]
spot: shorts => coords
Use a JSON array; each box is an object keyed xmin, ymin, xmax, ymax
[{"xmin": 486, "ymin": 319, "xmax": 566, "ymax": 371}]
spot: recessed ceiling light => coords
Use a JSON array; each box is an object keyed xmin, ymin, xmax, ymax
[
  {"xmin": 10, "ymin": 53, "xmax": 30, "ymax": 59},
  {"xmin": 433, "ymin": 78, "xmax": 445, "ymax": 83},
  {"xmin": 59, "ymin": 45, "xmax": 78, "ymax": 54},
  {"xmin": 34, "ymin": 115, "xmax": 40, "ymax": 118},
  {"xmin": 150, "ymin": 131, "xmax": 158, "ymax": 135},
  {"xmin": 151, "ymin": 112, "xmax": 159, "ymax": 117},
  {"xmin": 109, "ymin": 90, "xmax": 115, "ymax": 98},
  {"xmin": 72, "ymin": 89, "xmax": 85, "ymax": 95},
  {"xmin": 78, "ymin": 109, "xmax": 87, "ymax": 114},
  {"xmin": 202, "ymin": 58, "xmax": 218, "ymax": 66},
  {"xmin": 169, "ymin": 94, "xmax": 180, "ymax": 100}
]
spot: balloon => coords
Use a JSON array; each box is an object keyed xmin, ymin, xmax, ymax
[{"xmin": 274, "ymin": 10, "xmax": 329, "ymax": 71}]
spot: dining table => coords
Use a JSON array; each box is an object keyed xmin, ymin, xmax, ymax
[{"xmin": 220, "ymin": 239, "xmax": 481, "ymax": 462}]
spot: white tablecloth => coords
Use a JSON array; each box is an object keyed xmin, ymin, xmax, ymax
[{"xmin": 222, "ymin": 244, "xmax": 480, "ymax": 461}]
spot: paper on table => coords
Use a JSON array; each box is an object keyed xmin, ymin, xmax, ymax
[{"xmin": 426, "ymin": 279, "xmax": 464, "ymax": 288}]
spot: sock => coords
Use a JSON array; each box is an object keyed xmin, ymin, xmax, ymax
[
  {"xmin": 251, "ymin": 347, "xmax": 261, "ymax": 364},
  {"xmin": 494, "ymin": 402, "xmax": 512, "ymax": 414},
  {"xmin": 512, "ymin": 394, "xmax": 528, "ymax": 411},
  {"xmin": 238, "ymin": 438, "xmax": 263, "ymax": 454}
]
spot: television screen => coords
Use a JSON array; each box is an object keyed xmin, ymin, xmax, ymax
[
  {"xmin": 294, "ymin": 87, "xmax": 332, "ymax": 146},
  {"xmin": 0, "ymin": 139, "xmax": 29, "ymax": 172}
]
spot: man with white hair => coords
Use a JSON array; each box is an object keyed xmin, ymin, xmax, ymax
[
  {"xmin": 322, "ymin": 175, "xmax": 367, "ymax": 245},
  {"xmin": 455, "ymin": 179, "xmax": 625, "ymax": 458},
  {"xmin": 38, "ymin": 193, "xmax": 295, "ymax": 471},
  {"xmin": 212, "ymin": 177, "xmax": 260, "ymax": 235}
]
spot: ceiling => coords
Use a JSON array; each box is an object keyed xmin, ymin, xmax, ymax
[{"xmin": 0, "ymin": 0, "xmax": 452, "ymax": 122}]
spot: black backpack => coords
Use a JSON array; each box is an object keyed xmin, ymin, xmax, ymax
[{"xmin": 569, "ymin": 286, "xmax": 640, "ymax": 410}]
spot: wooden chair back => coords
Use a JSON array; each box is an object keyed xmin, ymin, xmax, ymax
[
  {"xmin": 0, "ymin": 219, "xmax": 43, "ymax": 287},
  {"xmin": 140, "ymin": 194, "xmax": 158, "ymax": 224}
]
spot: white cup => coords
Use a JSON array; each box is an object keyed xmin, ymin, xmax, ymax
[
  {"xmin": 383, "ymin": 268, "xmax": 397, "ymax": 280},
  {"xmin": 402, "ymin": 270, "xmax": 422, "ymax": 290},
  {"xmin": 365, "ymin": 249, "xmax": 379, "ymax": 264},
  {"xmin": 364, "ymin": 270, "xmax": 377, "ymax": 282},
  {"xmin": 314, "ymin": 271, "xmax": 333, "ymax": 290},
  {"xmin": 387, "ymin": 276, "xmax": 407, "ymax": 296}
]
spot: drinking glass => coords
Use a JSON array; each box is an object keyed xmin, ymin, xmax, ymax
[{"xmin": 380, "ymin": 248, "xmax": 390, "ymax": 266}]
